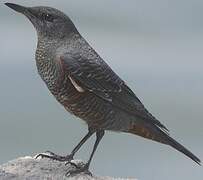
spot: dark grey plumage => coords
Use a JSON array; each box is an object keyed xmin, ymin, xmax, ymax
[{"xmin": 5, "ymin": 2, "xmax": 201, "ymax": 175}]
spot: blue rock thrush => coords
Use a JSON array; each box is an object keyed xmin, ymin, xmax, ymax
[{"xmin": 5, "ymin": 2, "xmax": 201, "ymax": 176}]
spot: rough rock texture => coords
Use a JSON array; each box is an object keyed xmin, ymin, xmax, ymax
[{"xmin": 0, "ymin": 154, "xmax": 137, "ymax": 180}]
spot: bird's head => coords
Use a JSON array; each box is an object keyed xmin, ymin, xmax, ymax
[{"xmin": 5, "ymin": 3, "xmax": 78, "ymax": 39}]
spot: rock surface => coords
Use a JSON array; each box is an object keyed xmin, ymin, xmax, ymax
[{"xmin": 0, "ymin": 154, "xmax": 137, "ymax": 180}]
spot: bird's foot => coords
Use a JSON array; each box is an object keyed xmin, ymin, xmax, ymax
[
  {"xmin": 35, "ymin": 151, "xmax": 73, "ymax": 162},
  {"xmin": 66, "ymin": 163, "xmax": 92, "ymax": 177}
]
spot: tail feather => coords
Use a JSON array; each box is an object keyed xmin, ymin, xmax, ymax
[
  {"xmin": 129, "ymin": 123, "xmax": 201, "ymax": 165},
  {"xmin": 163, "ymin": 134, "xmax": 201, "ymax": 165}
]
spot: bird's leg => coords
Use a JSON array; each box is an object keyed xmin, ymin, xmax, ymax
[
  {"xmin": 36, "ymin": 128, "xmax": 95, "ymax": 162},
  {"xmin": 67, "ymin": 130, "xmax": 105, "ymax": 176}
]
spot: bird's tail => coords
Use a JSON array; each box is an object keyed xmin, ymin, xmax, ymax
[
  {"xmin": 162, "ymin": 133, "xmax": 201, "ymax": 165},
  {"xmin": 128, "ymin": 123, "xmax": 201, "ymax": 165}
]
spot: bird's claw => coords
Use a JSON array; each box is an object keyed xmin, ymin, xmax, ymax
[
  {"xmin": 44, "ymin": 150, "xmax": 57, "ymax": 156},
  {"xmin": 65, "ymin": 161, "xmax": 78, "ymax": 167},
  {"xmin": 35, "ymin": 151, "xmax": 73, "ymax": 162},
  {"xmin": 66, "ymin": 163, "xmax": 92, "ymax": 177}
]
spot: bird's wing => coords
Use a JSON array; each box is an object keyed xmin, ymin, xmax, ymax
[{"xmin": 59, "ymin": 52, "xmax": 168, "ymax": 131}]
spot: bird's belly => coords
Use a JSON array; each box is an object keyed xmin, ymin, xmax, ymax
[
  {"xmin": 40, "ymin": 74, "xmax": 132, "ymax": 131},
  {"xmin": 50, "ymin": 79, "xmax": 115, "ymax": 129},
  {"xmin": 65, "ymin": 96, "xmax": 115, "ymax": 129}
]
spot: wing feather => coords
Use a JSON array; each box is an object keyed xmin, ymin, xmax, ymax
[{"xmin": 59, "ymin": 52, "xmax": 168, "ymax": 131}]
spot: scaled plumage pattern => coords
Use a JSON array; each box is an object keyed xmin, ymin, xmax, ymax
[{"xmin": 5, "ymin": 2, "xmax": 201, "ymax": 176}]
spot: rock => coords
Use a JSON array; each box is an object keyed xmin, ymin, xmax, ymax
[{"xmin": 0, "ymin": 154, "xmax": 137, "ymax": 180}]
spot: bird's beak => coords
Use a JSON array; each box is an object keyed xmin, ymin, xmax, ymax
[
  {"xmin": 5, "ymin": 2, "xmax": 38, "ymax": 19},
  {"xmin": 5, "ymin": 3, "xmax": 28, "ymax": 14},
  {"xmin": 5, "ymin": 2, "xmax": 38, "ymax": 25}
]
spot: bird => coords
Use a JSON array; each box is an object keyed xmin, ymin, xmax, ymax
[{"xmin": 5, "ymin": 2, "xmax": 201, "ymax": 176}]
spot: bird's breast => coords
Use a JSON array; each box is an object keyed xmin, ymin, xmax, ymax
[{"xmin": 35, "ymin": 46, "xmax": 117, "ymax": 130}]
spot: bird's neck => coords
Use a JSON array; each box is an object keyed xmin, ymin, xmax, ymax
[
  {"xmin": 36, "ymin": 39, "xmax": 50, "ymax": 62},
  {"xmin": 35, "ymin": 33, "xmax": 80, "ymax": 70},
  {"xmin": 35, "ymin": 37, "xmax": 57, "ymax": 75},
  {"xmin": 35, "ymin": 38, "xmax": 61, "ymax": 92}
]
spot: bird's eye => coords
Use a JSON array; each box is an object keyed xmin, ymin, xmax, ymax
[{"xmin": 42, "ymin": 13, "xmax": 54, "ymax": 22}]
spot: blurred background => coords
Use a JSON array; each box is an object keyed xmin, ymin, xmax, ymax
[{"xmin": 0, "ymin": 0, "xmax": 203, "ymax": 179}]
